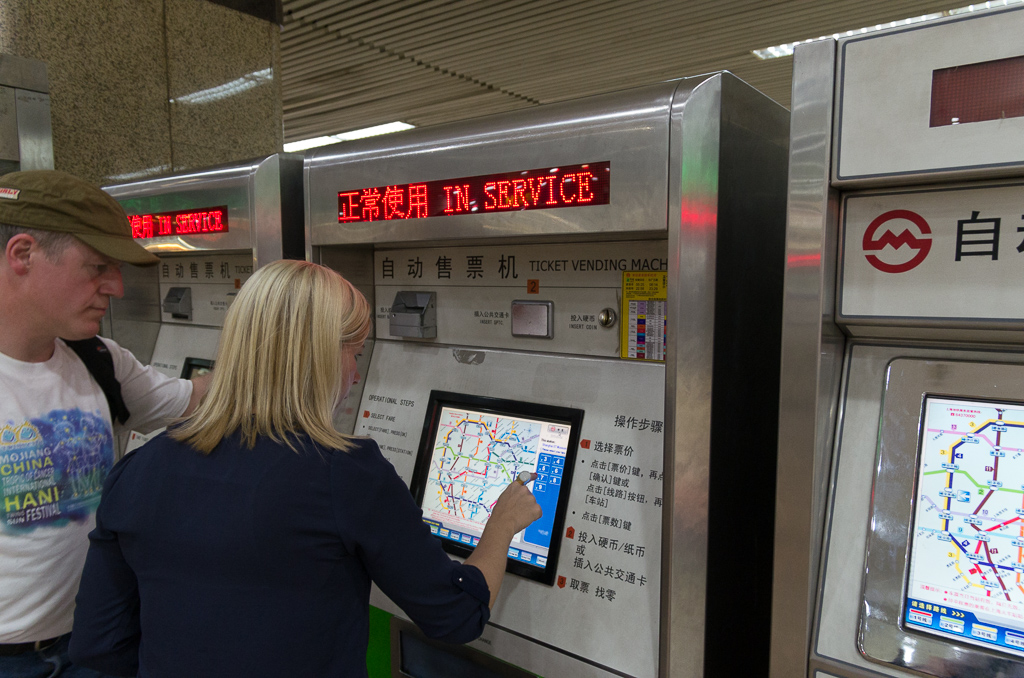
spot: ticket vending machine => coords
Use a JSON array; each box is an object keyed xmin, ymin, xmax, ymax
[
  {"xmin": 769, "ymin": 6, "xmax": 1024, "ymax": 678},
  {"xmin": 306, "ymin": 74, "xmax": 789, "ymax": 678},
  {"xmin": 0, "ymin": 54, "xmax": 53, "ymax": 174},
  {"xmin": 102, "ymin": 154, "xmax": 304, "ymax": 449}
]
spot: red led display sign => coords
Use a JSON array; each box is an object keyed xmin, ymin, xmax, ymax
[
  {"xmin": 128, "ymin": 206, "xmax": 229, "ymax": 240},
  {"xmin": 930, "ymin": 55, "xmax": 1024, "ymax": 127},
  {"xmin": 337, "ymin": 162, "xmax": 610, "ymax": 223}
]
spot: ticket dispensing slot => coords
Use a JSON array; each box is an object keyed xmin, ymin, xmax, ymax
[
  {"xmin": 162, "ymin": 287, "xmax": 192, "ymax": 321},
  {"xmin": 389, "ymin": 291, "xmax": 437, "ymax": 338}
]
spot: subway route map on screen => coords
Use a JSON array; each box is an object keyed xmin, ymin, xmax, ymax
[
  {"xmin": 419, "ymin": 404, "xmax": 571, "ymax": 569},
  {"xmin": 906, "ymin": 396, "xmax": 1024, "ymax": 656},
  {"xmin": 422, "ymin": 407, "xmax": 542, "ymax": 535}
]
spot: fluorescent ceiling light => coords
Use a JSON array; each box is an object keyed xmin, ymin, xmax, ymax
[
  {"xmin": 171, "ymin": 68, "xmax": 273, "ymax": 105},
  {"xmin": 753, "ymin": 0, "xmax": 1024, "ymax": 59},
  {"xmin": 284, "ymin": 122, "xmax": 415, "ymax": 152},
  {"xmin": 105, "ymin": 165, "xmax": 172, "ymax": 182}
]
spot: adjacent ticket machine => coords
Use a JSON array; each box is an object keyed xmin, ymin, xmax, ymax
[
  {"xmin": 770, "ymin": 7, "xmax": 1024, "ymax": 678},
  {"xmin": 307, "ymin": 74, "xmax": 789, "ymax": 677},
  {"xmin": 0, "ymin": 54, "xmax": 53, "ymax": 174},
  {"xmin": 102, "ymin": 154, "xmax": 304, "ymax": 448}
]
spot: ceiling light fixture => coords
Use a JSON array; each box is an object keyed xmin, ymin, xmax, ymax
[
  {"xmin": 752, "ymin": 0, "xmax": 1024, "ymax": 59},
  {"xmin": 171, "ymin": 69, "xmax": 273, "ymax": 105},
  {"xmin": 283, "ymin": 122, "xmax": 415, "ymax": 153}
]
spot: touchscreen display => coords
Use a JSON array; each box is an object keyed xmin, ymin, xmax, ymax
[
  {"xmin": 409, "ymin": 391, "xmax": 583, "ymax": 585},
  {"xmin": 906, "ymin": 396, "xmax": 1024, "ymax": 656},
  {"xmin": 180, "ymin": 357, "xmax": 214, "ymax": 380}
]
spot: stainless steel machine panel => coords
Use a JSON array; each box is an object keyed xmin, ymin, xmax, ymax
[
  {"xmin": 155, "ymin": 253, "xmax": 253, "ymax": 326},
  {"xmin": 106, "ymin": 153, "xmax": 303, "ymax": 264},
  {"xmin": 14, "ymin": 87, "xmax": 53, "ymax": 172},
  {"xmin": 0, "ymin": 53, "xmax": 52, "ymax": 172},
  {"xmin": 305, "ymin": 82, "xmax": 676, "ymax": 246},
  {"xmin": 121, "ymin": 324, "xmax": 223, "ymax": 455},
  {"xmin": 811, "ymin": 343, "xmax": 1024, "ymax": 677},
  {"xmin": 770, "ymin": 36, "xmax": 846, "ymax": 678},
  {"xmin": 358, "ymin": 341, "xmax": 665, "ymax": 678},
  {"xmin": 370, "ymin": 241, "xmax": 666, "ymax": 356},
  {"xmin": 834, "ymin": 6, "xmax": 1024, "ymax": 186},
  {"xmin": 145, "ymin": 324, "xmax": 222, "ymax": 381}
]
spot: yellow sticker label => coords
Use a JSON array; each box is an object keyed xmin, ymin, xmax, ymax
[{"xmin": 620, "ymin": 271, "xmax": 667, "ymax": 361}]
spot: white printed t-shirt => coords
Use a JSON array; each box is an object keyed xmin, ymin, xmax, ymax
[{"xmin": 0, "ymin": 337, "xmax": 191, "ymax": 642}]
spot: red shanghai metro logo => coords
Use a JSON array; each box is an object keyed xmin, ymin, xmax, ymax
[{"xmin": 862, "ymin": 209, "xmax": 933, "ymax": 273}]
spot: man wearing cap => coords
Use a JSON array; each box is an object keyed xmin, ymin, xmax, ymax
[{"xmin": 0, "ymin": 170, "xmax": 207, "ymax": 676}]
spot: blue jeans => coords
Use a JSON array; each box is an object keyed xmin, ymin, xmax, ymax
[{"xmin": 0, "ymin": 634, "xmax": 114, "ymax": 678}]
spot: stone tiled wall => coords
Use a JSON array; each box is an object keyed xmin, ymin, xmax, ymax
[{"xmin": 0, "ymin": 0, "xmax": 281, "ymax": 185}]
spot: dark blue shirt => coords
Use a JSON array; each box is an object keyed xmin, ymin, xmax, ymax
[{"xmin": 69, "ymin": 433, "xmax": 490, "ymax": 677}]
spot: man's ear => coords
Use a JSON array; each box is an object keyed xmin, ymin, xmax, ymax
[{"xmin": 5, "ymin": 233, "xmax": 36, "ymax": 275}]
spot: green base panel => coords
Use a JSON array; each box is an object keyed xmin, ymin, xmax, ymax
[
  {"xmin": 367, "ymin": 605, "xmax": 545, "ymax": 678},
  {"xmin": 367, "ymin": 605, "xmax": 393, "ymax": 677}
]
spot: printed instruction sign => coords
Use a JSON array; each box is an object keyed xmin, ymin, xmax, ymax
[{"xmin": 621, "ymin": 272, "xmax": 667, "ymax": 361}]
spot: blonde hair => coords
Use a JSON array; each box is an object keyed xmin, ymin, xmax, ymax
[{"xmin": 172, "ymin": 259, "xmax": 371, "ymax": 454}]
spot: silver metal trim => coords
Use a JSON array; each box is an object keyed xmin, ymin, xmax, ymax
[
  {"xmin": 809, "ymin": 341, "xmax": 858, "ymax": 673},
  {"xmin": 250, "ymin": 153, "xmax": 284, "ymax": 267},
  {"xmin": 771, "ymin": 37, "xmax": 846, "ymax": 678},
  {"xmin": 811, "ymin": 654, "xmax": 895, "ymax": 678},
  {"xmin": 15, "ymin": 90, "xmax": 53, "ymax": 170},
  {"xmin": 661, "ymin": 71, "xmax": 719, "ymax": 678}
]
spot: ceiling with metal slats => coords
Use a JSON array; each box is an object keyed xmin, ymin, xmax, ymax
[{"xmin": 280, "ymin": 0, "xmax": 974, "ymax": 143}]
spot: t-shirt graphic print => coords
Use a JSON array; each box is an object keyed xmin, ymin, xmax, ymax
[{"xmin": 1, "ymin": 408, "xmax": 114, "ymax": 531}]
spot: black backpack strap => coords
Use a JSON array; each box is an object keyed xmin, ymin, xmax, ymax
[{"xmin": 62, "ymin": 337, "xmax": 131, "ymax": 425}]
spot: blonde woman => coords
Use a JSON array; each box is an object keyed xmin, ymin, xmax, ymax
[{"xmin": 68, "ymin": 260, "xmax": 541, "ymax": 678}]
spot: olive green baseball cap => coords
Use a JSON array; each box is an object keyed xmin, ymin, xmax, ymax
[{"xmin": 0, "ymin": 170, "xmax": 158, "ymax": 265}]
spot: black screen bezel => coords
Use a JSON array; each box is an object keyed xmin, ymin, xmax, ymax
[
  {"xmin": 409, "ymin": 390, "xmax": 583, "ymax": 586},
  {"xmin": 180, "ymin": 357, "xmax": 215, "ymax": 380}
]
